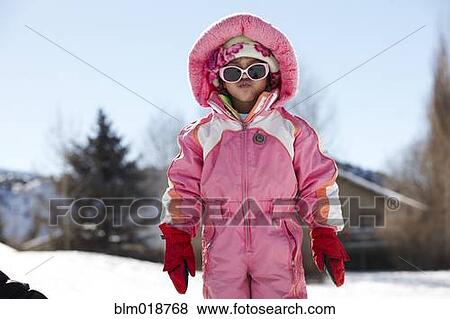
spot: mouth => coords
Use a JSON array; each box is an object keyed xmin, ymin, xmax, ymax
[{"xmin": 238, "ymin": 83, "xmax": 252, "ymax": 88}]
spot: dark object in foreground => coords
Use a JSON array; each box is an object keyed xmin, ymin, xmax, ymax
[{"xmin": 0, "ymin": 270, "xmax": 47, "ymax": 299}]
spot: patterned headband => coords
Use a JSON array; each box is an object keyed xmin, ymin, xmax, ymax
[{"xmin": 206, "ymin": 35, "xmax": 281, "ymax": 89}]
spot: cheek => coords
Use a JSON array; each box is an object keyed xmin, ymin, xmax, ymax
[{"xmin": 254, "ymin": 79, "xmax": 268, "ymax": 91}]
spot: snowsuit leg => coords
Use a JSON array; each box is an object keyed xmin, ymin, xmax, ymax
[
  {"xmin": 202, "ymin": 224, "xmax": 251, "ymax": 298},
  {"xmin": 247, "ymin": 221, "xmax": 307, "ymax": 298},
  {"xmin": 201, "ymin": 210, "xmax": 308, "ymax": 299}
]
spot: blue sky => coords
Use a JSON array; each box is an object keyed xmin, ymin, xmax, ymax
[{"xmin": 0, "ymin": 0, "xmax": 448, "ymax": 176}]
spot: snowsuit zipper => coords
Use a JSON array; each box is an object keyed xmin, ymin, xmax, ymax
[
  {"xmin": 206, "ymin": 97, "xmax": 275, "ymax": 253},
  {"xmin": 241, "ymin": 121, "xmax": 251, "ymax": 251}
]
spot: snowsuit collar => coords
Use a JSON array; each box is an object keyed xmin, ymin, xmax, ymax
[{"xmin": 206, "ymin": 87, "xmax": 280, "ymax": 123}]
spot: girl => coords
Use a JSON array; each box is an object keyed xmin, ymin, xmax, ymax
[{"xmin": 158, "ymin": 13, "xmax": 350, "ymax": 299}]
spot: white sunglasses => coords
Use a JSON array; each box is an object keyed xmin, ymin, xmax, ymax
[{"xmin": 219, "ymin": 62, "xmax": 270, "ymax": 83}]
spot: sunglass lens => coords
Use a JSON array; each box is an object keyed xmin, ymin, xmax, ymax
[
  {"xmin": 223, "ymin": 67, "xmax": 242, "ymax": 82},
  {"xmin": 248, "ymin": 64, "xmax": 267, "ymax": 80}
]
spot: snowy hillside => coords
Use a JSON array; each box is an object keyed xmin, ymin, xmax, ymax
[
  {"xmin": 1, "ymin": 243, "xmax": 450, "ymax": 299},
  {"xmin": 0, "ymin": 169, "xmax": 58, "ymax": 246},
  {"xmin": 0, "ymin": 167, "xmax": 163, "ymax": 252}
]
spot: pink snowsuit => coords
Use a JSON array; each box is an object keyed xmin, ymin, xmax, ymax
[{"xmin": 160, "ymin": 13, "xmax": 345, "ymax": 298}]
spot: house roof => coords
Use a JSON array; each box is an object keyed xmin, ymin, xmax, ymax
[{"xmin": 338, "ymin": 168, "xmax": 427, "ymax": 211}]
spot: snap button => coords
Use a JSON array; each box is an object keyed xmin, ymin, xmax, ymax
[{"xmin": 253, "ymin": 132, "xmax": 265, "ymax": 145}]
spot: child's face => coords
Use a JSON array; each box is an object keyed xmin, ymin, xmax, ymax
[{"xmin": 222, "ymin": 57, "xmax": 269, "ymax": 105}]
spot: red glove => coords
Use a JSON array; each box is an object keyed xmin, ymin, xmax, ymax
[
  {"xmin": 159, "ymin": 223, "xmax": 196, "ymax": 294},
  {"xmin": 310, "ymin": 227, "xmax": 350, "ymax": 287}
]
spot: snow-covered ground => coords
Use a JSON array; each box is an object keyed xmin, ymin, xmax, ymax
[{"xmin": 1, "ymin": 243, "xmax": 450, "ymax": 299}]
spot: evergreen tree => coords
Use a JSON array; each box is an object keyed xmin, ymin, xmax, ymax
[{"xmin": 62, "ymin": 109, "xmax": 147, "ymax": 252}]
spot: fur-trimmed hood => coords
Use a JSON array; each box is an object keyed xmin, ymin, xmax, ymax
[{"xmin": 188, "ymin": 13, "xmax": 299, "ymax": 109}]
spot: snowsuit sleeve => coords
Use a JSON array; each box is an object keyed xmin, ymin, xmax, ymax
[
  {"xmin": 292, "ymin": 119, "xmax": 345, "ymax": 232},
  {"xmin": 159, "ymin": 122, "xmax": 204, "ymax": 238}
]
